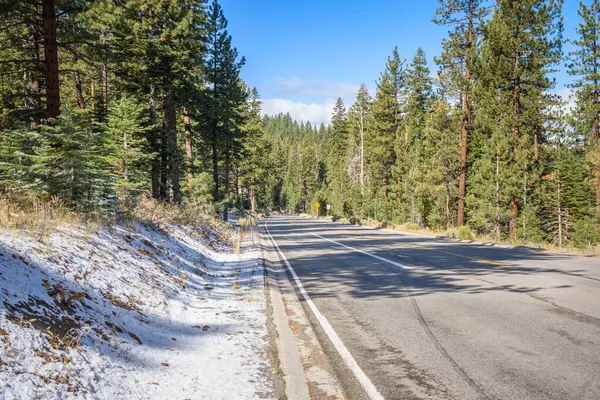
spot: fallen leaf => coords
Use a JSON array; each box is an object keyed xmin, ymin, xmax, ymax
[
  {"xmin": 152, "ymin": 382, "xmax": 159, "ymax": 385},
  {"xmin": 128, "ymin": 331, "xmax": 142, "ymax": 345},
  {"xmin": 160, "ymin": 362, "xmax": 169, "ymax": 367}
]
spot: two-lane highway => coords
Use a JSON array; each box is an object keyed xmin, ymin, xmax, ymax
[{"xmin": 264, "ymin": 215, "xmax": 600, "ymax": 400}]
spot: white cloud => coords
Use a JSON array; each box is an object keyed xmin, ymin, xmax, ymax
[
  {"xmin": 261, "ymin": 98, "xmax": 335, "ymax": 125},
  {"xmin": 557, "ymin": 87, "xmax": 575, "ymax": 112},
  {"xmin": 271, "ymin": 77, "xmax": 362, "ymax": 102}
]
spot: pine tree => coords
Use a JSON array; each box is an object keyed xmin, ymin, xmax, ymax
[
  {"xmin": 326, "ymin": 97, "xmax": 349, "ymax": 216},
  {"xmin": 239, "ymin": 88, "xmax": 270, "ymax": 212},
  {"xmin": 434, "ymin": 0, "xmax": 489, "ymax": 226},
  {"xmin": 568, "ymin": 0, "xmax": 600, "ymax": 218},
  {"xmin": 395, "ymin": 47, "xmax": 434, "ymax": 225},
  {"xmin": 32, "ymin": 111, "xmax": 116, "ymax": 212},
  {"xmin": 106, "ymin": 95, "xmax": 151, "ymax": 197},
  {"xmin": 420, "ymin": 99, "xmax": 461, "ymax": 229},
  {"xmin": 203, "ymin": 0, "xmax": 246, "ymax": 219},
  {"xmin": 368, "ymin": 47, "xmax": 404, "ymax": 219},
  {"xmin": 472, "ymin": 0, "xmax": 563, "ymax": 240},
  {"xmin": 347, "ymin": 84, "xmax": 372, "ymax": 218}
]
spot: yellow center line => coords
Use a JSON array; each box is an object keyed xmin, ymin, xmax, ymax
[{"xmin": 344, "ymin": 231, "xmax": 509, "ymax": 267}]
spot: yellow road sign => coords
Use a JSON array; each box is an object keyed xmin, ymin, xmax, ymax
[{"xmin": 314, "ymin": 202, "xmax": 320, "ymax": 209}]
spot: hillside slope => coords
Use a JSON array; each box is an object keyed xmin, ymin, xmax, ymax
[{"xmin": 0, "ymin": 221, "xmax": 273, "ymax": 399}]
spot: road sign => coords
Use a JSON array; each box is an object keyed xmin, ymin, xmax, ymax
[
  {"xmin": 315, "ymin": 201, "xmax": 320, "ymax": 209},
  {"xmin": 326, "ymin": 204, "xmax": 331, "ymax": 210}
]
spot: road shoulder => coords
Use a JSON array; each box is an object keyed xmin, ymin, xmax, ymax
[{"xmin": 261, "ymin": 220, "xmax": 347, "ymax": 400}]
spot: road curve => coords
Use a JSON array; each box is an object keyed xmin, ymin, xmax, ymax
[{"xmin": 264, "ymin": 215, "xmax": 600, "ymax": 400}]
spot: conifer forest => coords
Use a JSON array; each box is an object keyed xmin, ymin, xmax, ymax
[{"xmin": 1, "ymin": 0, "xmax": 600, "ymax": 249}]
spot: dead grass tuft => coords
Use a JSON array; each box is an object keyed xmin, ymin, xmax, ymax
[
  {"xmin": 0, "ymin": 192, "xmax": 80, "ymax": 237},
  {"xmin": 126, "ymin": 195, "xmax": 208, "ymax": 227}
]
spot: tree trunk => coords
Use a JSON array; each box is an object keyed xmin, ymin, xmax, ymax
[
  {"xmin": 163, "ymin": 91, "xmax": 180, "ymax": 203},
  {"xmin": 101, "ymin": 61, "xmax": 108, "ymax": 120},
  {"xmin": 458, "ymin": 0, "xmax": 475, "ymax": 227},
  {"xmin": 42, "ymin": 0, "xmax": 60, "ymax": 118},
  {"xmin": 596, "ymin": 163, "xmax": 600, "ymax": 218},
  {"xmin": 509, "ymin": 42, "xmax": 521, "ymax": 240},
  {"xmin": 23, "ymin": 72, "xmax": 39, "ymax": 131},
  {"xmin": 212, "ymin": 137, "xmax": 219, "ymax": 202},
  {"xmin": 594, "ymin": 19, "xmax": 599, "ymax": 144},
  {"xmin": 445, "ymin": 186, "xmax": 451, "ymax": 231},
  {"xmin": 495, "ymin": 143, "xmax": 501, "ymax": 242},
  {"xmin": 223, "ymin": 145, "xmax": 230, "ymax": 221},
  {"xmin": 250, "ymin": 187, "xmax": 256, "ymax": 213},
  {"xmin": 160, "ymin": 130, "xmax": 168, "ymax": 200},
  {"xmin": 23, "ymin": 30, "xmax": 42, "ymax": 131},
  {"xmin": 149, "ymin": 85, "xmax": 160, "ymax": 199},
  {"xmin": 183, "ymin": 107, "xmax": 193, "ymax": 202},
  {"xmin": 359, "ymin": 111, "xmax": 365, "ymax": 195},
  {"xmin": 534, "ymin": 123, "xmax": 539, "ymax": 163},
  {"xmin": 594, "ymin": 24, "xmax": 600, "ymax": 217},
  {"xmin": 510, "ymin": 197, "xmax": 518, "ymax": 240},
  {"xmin": 458, "ymin": 112, "xmax": 468, "ymax": 227},
  {"xmin": 557, "ymin": 167, "xmax": 563, "ymax": 247},
  {"xmin": 90, "ymin": 80, "xmax": 95, "ymax": 111},
  {"xmin": 74, "ymin": 69, "xmax": 85, "ymax": 109}
]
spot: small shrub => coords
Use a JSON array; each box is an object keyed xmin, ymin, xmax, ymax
[
  {"xmin": 130, "ymin": 195, "xmax": 208, "ymax": 227},
  {"xmin": 572, "ymin": 218, "xmax": 599, "ymax": 250},
  {"xmin": 447, "ymin": 226, "xmax": 475, "ymax": 241},
  {"xmin": 402, "ymin": 222, "xmax": 420, "ymax": 231}
]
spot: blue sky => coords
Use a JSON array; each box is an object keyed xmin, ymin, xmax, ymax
[{"xmin": 220, "ymin": 0, "xmax": 581, "ymax": 124}]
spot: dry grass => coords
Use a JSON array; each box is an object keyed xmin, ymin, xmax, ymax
[
  {"xmin": 125, "ymin": 195, "xmax": 208, "ymax": 227},
  {"xmin": 0, "ymin": 192, "xmax": 219, "ymax": 241},
  {"xmin": 233, "ymin": 216, "xmax": 259, "ymax": 255},
  {"xmin": 0, "ymin": 192, "xmax": 81, "ymax": 238},
  {"xmin": 446, "ymin": 226, "xmax": 476, "ymax": 240}
]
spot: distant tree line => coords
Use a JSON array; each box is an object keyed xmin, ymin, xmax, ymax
[{"xmin": 260, "ymin": 0, "xmax": 600, "ymax": 248}]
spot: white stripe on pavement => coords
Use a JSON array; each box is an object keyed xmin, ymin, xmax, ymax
[
  {"xmin": 264, "ymin": 218, "xmax": 385, "ymax": 400},
  {"xmin": 311, "ymin": 232, "xmax": 414, "ymax": 270}
]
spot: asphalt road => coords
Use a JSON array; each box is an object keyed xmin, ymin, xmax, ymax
[{"xmin": 264, "ymin": 215, "xmax": 600, "ymax": 400}]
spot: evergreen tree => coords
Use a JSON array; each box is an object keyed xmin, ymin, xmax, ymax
[
  {"xmin": 203, "ymin": 0, "xmax": 246, "ymax": 219},
  {"xmin": 434, "ymin": 0, "xmax": 490, "ymax": 226},
  {"xmin": 106, "ymin": 95, "xmax": 151, "ymax": 197},
  {"xmin": 32, "ymin": 111, "xmax": 116, "ymax": 212},
  {"xmin": 471, "ymin": 0, "xmax": 563, "ymax": 239},
  {"xmin": 568, "ymin": 0, "xmax": 600, "ymax": 218},
  {"xmin": 395, "ymin": 47, "xmax": 434, "ymax": 225},
  {"xmin": 239, "ymin": 88, "xmax": 271, "ymax": 212},
  {"xmin": 368, "ymin": 47, "xmax": 405, "ymax": 220},
  {"xmin": 326, "ymin": 98, "xmax": 349, "ymax": 216},
  {"xmin": 347, "ymin": 84, "xmax": 372, "ymax": 218},
  {"xmin": 420, "ymin": 99, "xmax": 461, "ymax": 229}
]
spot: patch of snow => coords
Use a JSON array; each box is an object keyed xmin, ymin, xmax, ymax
[{"xmin": 0, "ymin": 221, "xmax": 273, "ymax": 399}]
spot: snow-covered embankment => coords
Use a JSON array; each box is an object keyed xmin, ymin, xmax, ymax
[{"xmin": 0, "ymin": 221, "xmax": 274, "ymax": 399}]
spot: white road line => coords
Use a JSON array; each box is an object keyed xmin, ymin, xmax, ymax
[
  {"xmin": 264, "ymin": 218, "xmax": 385, "ymax": 400},
  {"xmin": 312, "ymin": 232, "xmax": 415, "ymax": 270}
]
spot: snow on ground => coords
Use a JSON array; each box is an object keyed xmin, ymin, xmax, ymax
[{"xmin": 0, "ymin": 220, "xmax": 274, "ymax": 399}]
